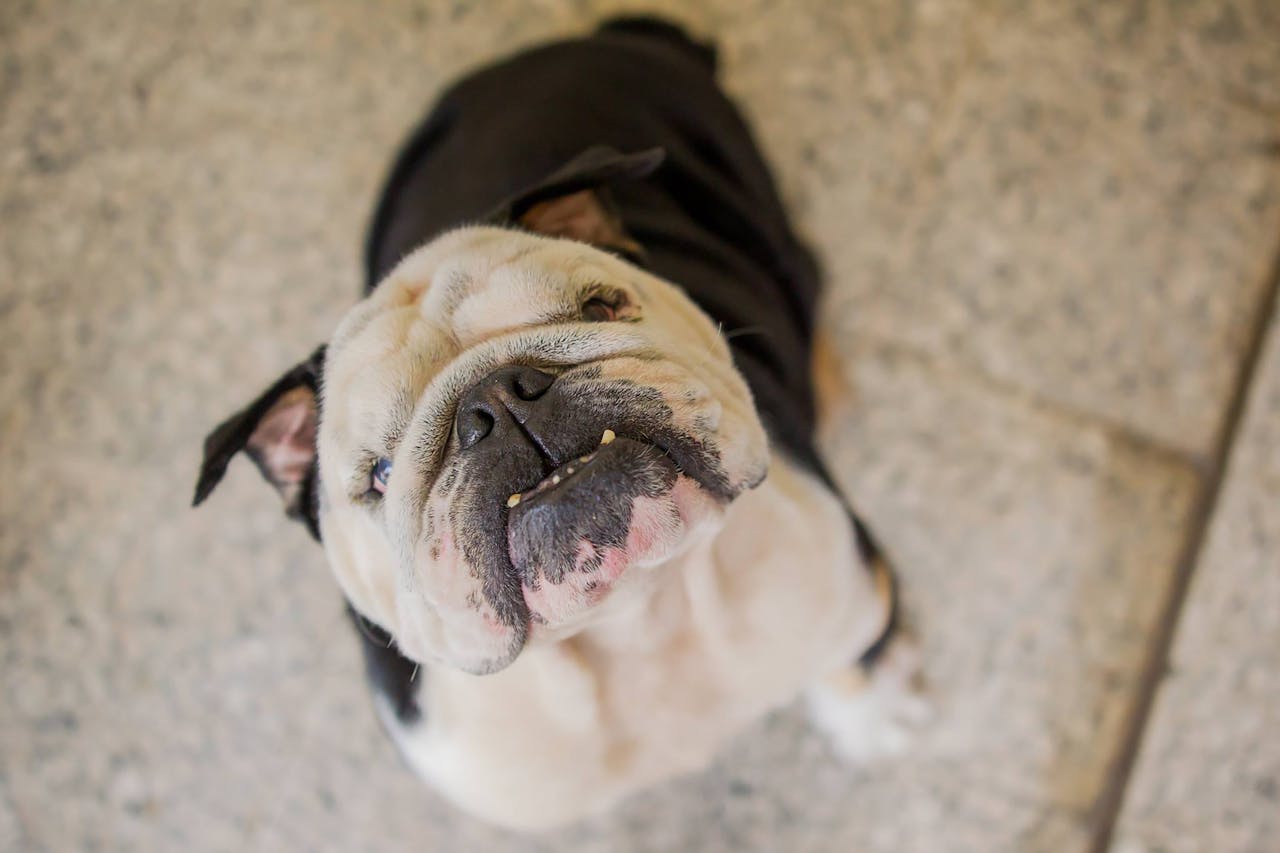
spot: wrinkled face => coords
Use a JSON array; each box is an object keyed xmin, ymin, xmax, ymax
[{"xmin": 316, "ymin": 226, "xmax": 768, "ymax": 674}]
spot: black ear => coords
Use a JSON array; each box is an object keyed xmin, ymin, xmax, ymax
[
  {"xmin": 485, "ymin": 146, "xmax": 665, "ymax": 258},
  {"xmin": 193, "ymin": 346, "xmax": 326, "ymax": 538}
]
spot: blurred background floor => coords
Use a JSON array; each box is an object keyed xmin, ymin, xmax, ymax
[{"xmin": 1, "ymin": 1, "xmax": 1278, "ymax": 851}]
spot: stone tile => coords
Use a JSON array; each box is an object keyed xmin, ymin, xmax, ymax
[
  {"xmin": 1, "ymin": 322, "xmax": 1198, "ymax": 851},
  {"xmin": 811, "ymin": 1, "xmax": 1280, "ymax": 457},
  {"xmin": 1113, "ymin": 306, "xmax": 1280, "ymax": 853},
  {"xmin": 711, "ymin": 0, "xmax": 983, "ymax": 242},
  {"xmin": 1055, "ymin": 0, "xmax": 1280, "ymax": 111},
  {"xmin": 0, "ymin": 0, "xmax": 1236, "ymax": 850},
  {"xmin": 1179, "ymin": 0, "xmax": 1280, "ymax": 110},
  {"xmin": 0, "ymin": 775, "xmax": 23, "ymax": 852},
  {"xmin": 813, "ymin": 342, "xmax": 1198, "ymax": 832}
]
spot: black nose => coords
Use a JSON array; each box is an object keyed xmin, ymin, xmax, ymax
[{"xmin": 454, "ymin": 366, "xmax": 557, "ymax": 450}]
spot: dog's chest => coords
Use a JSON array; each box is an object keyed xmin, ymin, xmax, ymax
[{"xmin": 380, "ymin": 459, "xmax": 884, "ymax": 829}]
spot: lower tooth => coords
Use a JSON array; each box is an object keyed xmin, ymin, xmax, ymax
[
  {"xmin": 507, "ymin": 494, "xmax": 521, "ymax": 508},
  {"xmin": 551, "ymin": 475, "xmax": 561, "ymax": 485}
]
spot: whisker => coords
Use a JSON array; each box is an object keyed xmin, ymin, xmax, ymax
[{"xmin": 723, "ymin": 325, "xmax": 769, "ymax": 341}]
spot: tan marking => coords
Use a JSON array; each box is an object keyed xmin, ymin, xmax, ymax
[
  {"xmin": 867, "ymin": 554, "xmax": 896, "ymax": 647},
  {"xmin": 811, "ymin": 327, "xmax": 852, "ymax": 426},
  {"xmin": 826, "ymin": 665, "xmax": 870, "ymax": 696}
]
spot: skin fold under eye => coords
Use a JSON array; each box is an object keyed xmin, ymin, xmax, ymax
[{"xmin": 371, "ymin": 457, "xmax": 392, "ymax": 495}]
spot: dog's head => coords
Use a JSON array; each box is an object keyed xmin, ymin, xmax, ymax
[{"xmin": 195, "ymin": 148, "xmax": 769, "ymax": 674}]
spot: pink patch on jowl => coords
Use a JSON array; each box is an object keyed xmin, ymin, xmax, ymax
[
  {"xmin": 572, "ymin": 539, "xmax": 599, "ymax": 573},
  {"xmin": 520, "ymin": 478, "xmax": 707, "ymax": 627},
  {"xmin": 521, "ymin": 529, "xmax": 634, "ymax": 625},
  {"xmin": 623, "ymin": 475, "xmax": 707, "ymax": 563},
  {"xmin": 622, "ymin": 496, "xmax": 666, "ymax": 559},
  {"xmin": 425, "ymin": 528, "xmax": 512, "ymax": 640},
  {"xmin": 522, "ymin": 570, "xmax": 581, "ymax": 625}
]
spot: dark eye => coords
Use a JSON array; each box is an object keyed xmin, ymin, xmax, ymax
[
  {"xmin": 581, "ymin": 297, "xmax": 617, "ymax": 323},
  {"xmin": 371, "ymin": 457, "xmax": 392, "ymax": 495}
]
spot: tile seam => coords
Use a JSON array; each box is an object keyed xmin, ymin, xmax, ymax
[
  {"xmin": 1085, "ymin": 226, "xmax": 1280, "ymax": 852},
  {"xmin": 834, "ymin": 330, "xmax": 1210, "ymax": 473}
]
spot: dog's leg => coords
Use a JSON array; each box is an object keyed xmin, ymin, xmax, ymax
[
  {"xmin": 807, "ymin": 328, "xmax": 930, "ymax": 760},
  {"xmin": 804, "ymin": 556, "xmax": 931, "ymax": 763}
]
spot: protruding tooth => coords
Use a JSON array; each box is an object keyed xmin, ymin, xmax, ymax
[
  {"xmin": 507, "ymin": 493, "xmax": 521, "ymax": 508},
  {"xmin": 601, "ymin": 429, "xmax": 616, "ymax": 445},
  {"xmin": 566, "ymin": 467, "xmax": 575, "ymax": 475},
  {"xmin": 580, "ymin": 455, "xmax": 590, "ymax": 464},
  {"xmin": 551, "ymin": 475, "xmax": 561, "ymax": 485}
]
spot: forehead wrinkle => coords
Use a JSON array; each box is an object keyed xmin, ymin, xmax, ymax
[
  {"xmin": 328, "ymin": 297, "xmax": 384, "ymax": 356},
  {"xmin": 431, "ymin": 237, "xmax": 547, "ymax": 316},
  {"xmin": 330, "ymin": 309, "xmax": 451, "ymax": 471},
  {"xmin": 497, "ymin": 243, "xmax": 539, "ymax": 266},
  {"xmin": 382, "ymin": 327, "xmax": 457, "ymax": 453},
  {"xmin": 450, "ymin": 265, "xmax": 571, "ymax": 337},
  {"xmin": 437, "ymin": 267, "xmax": 475, "ymax": 318},
  {"xmin": 378, "ymin": 385, "xmax": 416, "ymax": 450}
]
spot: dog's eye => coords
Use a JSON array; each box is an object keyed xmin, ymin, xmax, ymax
[
  {"xmin": 581, "ymin": 297, "xmax": 617, "ymax": 323},
  {"xmin": 371, "ymin": 458, "xmax": 392, "ymax": 495}
]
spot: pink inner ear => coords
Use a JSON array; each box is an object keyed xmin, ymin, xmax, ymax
[
  {"xmin": 518, "ymin": 190, "xmax": 636, "ymax": 251},
  {"xmin": 247, "ymin": 386, "xmax": 317, "ymax": 489}
]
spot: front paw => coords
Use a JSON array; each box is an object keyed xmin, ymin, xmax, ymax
[{"xmin": 805, "ymin": 639, "xmax": 932, "ymax": 763}]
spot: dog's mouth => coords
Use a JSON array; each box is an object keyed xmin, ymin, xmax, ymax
[
  {"xmin": 411, "ymin": 367, "xmax": 741, "ymax": 671},
  {"xmin": 504, "ymin": 434, "xmax": 681, "ymax": 621},
  {"xmin": 502, "ymin": 428, "xmax": 620, "ymax": 510},
  {"xmin": 502, "ymin": 429, "xmax": 677, "ymax": 511}
]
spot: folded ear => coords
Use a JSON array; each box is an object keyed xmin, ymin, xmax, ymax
[
  {"xmin": 518, "ymin": 189, "xmax": 641, "ymax": 256},
  {"xmin": 485, "ymin": 146, "xmax": 665, "ymax": 258},
  {"xmin": 193, "ymin": 346, "xmax": 325, "ymax": 538}
]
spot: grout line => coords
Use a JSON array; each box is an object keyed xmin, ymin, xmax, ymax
[
  {"xmin": 1085, "ymin": 235, "xmax": 1280, "ymax": 852},
  {"xmin": 837, "ymin": 327, "xmax": 1212, "ymax": 474}
]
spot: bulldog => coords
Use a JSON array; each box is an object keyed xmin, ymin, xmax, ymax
[{"xmin": 194, "ymin": 17, "xmax": 923, "ymax": 831}]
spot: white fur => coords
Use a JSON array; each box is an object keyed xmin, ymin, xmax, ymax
[
  {"xmin": 312, "ymin": 226, "xmax": 909, "ymax": 829},
  {"xmin": 379, "ymin": 458, "xmax": 889, "ymax": 830},
  {"xmin": 805, "ymin": 638, "xmax": 931, "ymax": 764},
  {"xmin": 317, "ymin": 227, "xmax": 768, "ymax": 673}
]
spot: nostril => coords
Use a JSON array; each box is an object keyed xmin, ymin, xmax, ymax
[
  {"xmin": 513, "ymin": 369, "xmax": 555, "ymax": 401},
  {"xmin": 454, "ymin": 366, "xmax": 558, "ymax": 450},
  {"xmin": 457, "ymin": 408, "xmax": 496, "ymax": 449}
]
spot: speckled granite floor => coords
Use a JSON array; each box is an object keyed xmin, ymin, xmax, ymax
[{"xmin": 2, "ymin": 1, "xmax": 1278, "ymax": 851}]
